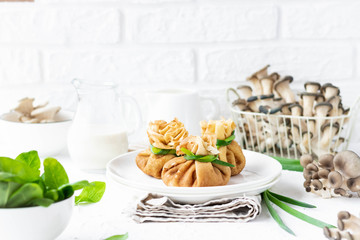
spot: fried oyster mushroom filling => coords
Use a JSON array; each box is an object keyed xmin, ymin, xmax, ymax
[
  {"xmin": 200, "ymin": 118, "xmax": 236, "ymax": 140},
  {"xmin": 147, "ymin": 118, "xmax": 189, "ymax": 150}
]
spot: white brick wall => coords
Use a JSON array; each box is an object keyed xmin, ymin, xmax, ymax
[{"xmin": 0, "ymin": 0, "xmax": 360, "ymax": 119}]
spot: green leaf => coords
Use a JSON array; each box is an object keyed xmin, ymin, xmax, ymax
[
  {"xmin": 15, "ymin": 150, "xmax": 41, "ymax": 175},
  {"xmin": 216, "ymin": 131, "xmax": 235, "ymax": 147},
  {"xmin": 44, "ymin": 189, "xmax": 59, "ymax": 202},
  {"xmin": 212, "ymin": 159, "xmax": 235, "ymax": 167},
  {"xmin": 262, "ymin": 191, "xmax": 295, "ymax": 235},
  {"xmin": 68, "ymin": 180, "xmax": 90, "ymax": 191},
  {"xmin": 104, "ymin": 233, "xmax": 128, "ymax": 240},
  {"xmin": 44, "ymin": 158, "xmax": 69, "ymax": 190},
  {"xmin": 180, "ymin": 148, "xmax": 194, "ymax": 156},
  {"xmin": 0, "ymin": 172, "xmax": 16, "ymax": 181},
  {"xmin": 281, "ymin": 164, "xmax": 304, "ymax": 172},
  {"xmin": 6, "ymin": 183, "xmax": 43, "ymax": 208},
  {"xmin": 75, "ymin": 181, "xmax": 106, "ymax": 205},
  {"xmin": 266, "ymin": 190, "xmax": 335, "ymax": 229},
  {"xmin": 267, "ymin": 191, "xmax": 316, "ymax": 208},
  {"xmin": 29, "ymin": 198, "xmax": 54, "ymax": 207},
  {"xmin": 272, "ymin": 156, "xmax": 300, "ymax": 165},
  {"xmin": 0, "ymin": 157, "xmax": 40, "ymax": 183},
  {"xmin": 58, "ymin": 185, "xmax": 74, "ymax": 199},
  {"xmin": 150, "ymin": 145, "xmax": 176, "ymax": 155},
  {"xmin": 0, "ymin": 181, "xmax": 21, "ymax": 207},
  {"xmin": 183, "ymin": 155, "xmax": 198, "ymax": 160}
]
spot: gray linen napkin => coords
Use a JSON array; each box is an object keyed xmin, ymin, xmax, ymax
[{"xmin": 132, "ymin": 193, "xmax": 262, "ymax": 223}]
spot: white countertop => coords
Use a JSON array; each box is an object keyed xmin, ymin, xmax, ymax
[{"xmin": 50, "ymin": 152, "xmax": 359, "ymax": 240}]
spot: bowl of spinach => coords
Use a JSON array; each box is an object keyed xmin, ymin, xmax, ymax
[{"xmin": 0, "ymin": 150, "xmax": 106, "ymax": 240}]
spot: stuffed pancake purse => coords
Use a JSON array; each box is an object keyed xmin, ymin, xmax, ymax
[
  {"xmin": 201, "ymin": 119, "xmax": 246, "ymax": 176},
  {"xmin": 161, "ymin": 135, "xmax": 232, "ymax": 187},
  {"xmin": 135, "ymin": 118, "xmax": 189, "ymax": 179}
]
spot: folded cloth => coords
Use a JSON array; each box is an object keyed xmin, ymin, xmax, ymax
[{"xmin": 132, "ymin": 193, "xmax": 261, "ymax": 223}]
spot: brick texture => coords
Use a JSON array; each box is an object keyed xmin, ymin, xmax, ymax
[
  {"xmin": 132, "ymin": 5, "xmax": 278, "ymax": 43},
  {"xmin": 44, "ymin": 50, "xmax": 195, "ymax": 84}
]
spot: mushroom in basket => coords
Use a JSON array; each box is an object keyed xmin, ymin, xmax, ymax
[{"xmin": 229, "ymin": 65, "xmax": 351, "ymax": 157}]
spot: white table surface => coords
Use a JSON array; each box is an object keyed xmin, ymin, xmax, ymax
[{"xmin": 46, "ymin": 151, "xmax": 358, "ymax": 240}]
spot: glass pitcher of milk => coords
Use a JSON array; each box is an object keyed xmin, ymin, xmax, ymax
[{"xmin": 67, "ymin": 80, "xmax": 141, "ymax": 171}]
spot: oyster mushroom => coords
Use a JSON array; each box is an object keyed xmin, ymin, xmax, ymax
[
  {"xmin": 327, "ymin": 95, "xmax": 342, "ymax": 117},
  {"xmin": 324, "ymin": 211, "xmax": 360, "ymax": 240},
  {"xmin": 303, "ymin": 151, "xmax": 360, "ymax": 199},
  {"xmin": 247, "ymin": 65, "xmax": 270, "ymax": 95},
  {"xmin": 247, "ymin": 96, "xmax": 261, "ymax": 112},
  {"xmin": 300, "ymin": 154, "xmax": 313, "ymax": 167},
  {"xmin": 333, "ymin": 150, "xmax": 360, "ymax": 179},
  {"xmin": 14, "ymin": 97, "xmax": 34, "ymax": 117},
  {"xmin": 237, "ymin": 85, "xmax": 253, "ymax": 99},
  {"xmin": 347, "ymin": 176, "xmax": 360, "ymax": 193},
  {"xmin": 300, "ymin": 92, "xmax": 318, "ymax": 117},
  {"xmin": 280, "ymin": 103, "xmax": 292, "ymax": 115},
  {"xmin": 289, "ymin": 124, "xmax": 301, "ymax": 144},
  {"xmin": 1, "ymin": 111, "xmax": 22, "ymax": 122},
  {"xmin": 269, "ymin": 72, "xmax": 280, "ymax": 81},
  {"xmin": 274, "ymin": 76, "xmax": 295, "ymax": 103},
  {"xmin": 316, "ymin": 94, "xmax": 325, "ymax": 104},
  {"xmin": 260, "ymin": 77, "xmax": 275, "ymax": 95},
  {"xmin": 289, "ymin": 103, "xmax": 303, "ymax": 116},
  {"xmin": 321, "ymin": 83, "xmax": 340, "ymax": 100},
  {"xmin": 300, "ymin": 131, "xmax": 313, "ymax": 154},
  {"xmin": 314, "ymin": 102, "xmax": 332, "ymax": 131},
  {"xmin": 306, "ymin": 119, "xmax": 316, "ymax": 137},
  {"xmin": 320, "ymin": 122, "xmax": 340, "ymax": 149},
  {"xmin": 31, "ymin": 106, "xmax": 61, "ymax": 122},
  {"xmin": 304, "ymin": 81, "xmax": 321, "ymax": 93},
  {"xmin": 232, "ymin": 98, "xmax": 247, "ymax": 111}
]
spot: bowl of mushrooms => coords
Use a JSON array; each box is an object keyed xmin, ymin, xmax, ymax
[
  {"xmin": 227, "ymin": 65, "xmax": 360, "ymax": 159},
  {"xmin": 0, "ymin": 97, "xmax": 73, "ymax": 156}
]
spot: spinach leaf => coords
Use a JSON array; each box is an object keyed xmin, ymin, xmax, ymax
[
  {"xmin": 44, "ymin": 189, "xmax": 59, "ymax": 202},
  {"xmin": 104, "ymin": 233, "xmax": 128, "ymax": 240},
  {"xmin": 15, "ymin": 150, "xmax": 41, "ymax": 175},
  {"xmin": 66, "ymin": 180, "xmax": 90, "ymax": 191},
  {"xmin": 43, "ymin": 158, "xmax": 69, "ymax": 189},
  {"xmin": 29, "ymin": 198, "xmax": 54, "ymax": 207},
  {"xmin": 75, "ymin": 181, "xmax": 106, "ymax": 205},
  {"xmin": 58, "ymin": 185, "xmax": 74, "ymax": 199},
  {"xmin": 0, "ymin": 181, "xmax": 21, "ymax": 207},
  {"xmin": 6, "ymin": 183, "xmax": 43, "ymax": 208},
  {"xmin": 0, "ymin": 157, "xmax": 40, "ymax": 183}
]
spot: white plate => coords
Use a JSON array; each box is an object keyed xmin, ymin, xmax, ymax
[{"xmin": 106, "ymin": 149, "xmax": 282, "ymax": 198}]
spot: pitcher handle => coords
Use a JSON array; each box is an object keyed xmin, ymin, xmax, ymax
[
  {"xmin": 119, "ymin": 95, "xmax": 143, "ymax": 136},
  {"xmin": 200, "ymin": 96, "xmax": 220, "ymax": 120}
]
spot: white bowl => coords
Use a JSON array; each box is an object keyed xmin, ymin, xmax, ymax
[
  {"xmin": 0, "ymin": 196, "xmax": 74, "ymax": 240},
  {"xmin": 0, "ymin": 110, "xmax": 73, "ymax": 156}
]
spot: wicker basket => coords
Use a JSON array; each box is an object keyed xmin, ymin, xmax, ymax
[{"xmin": 227, "ymin": 88, "xmax": 360, "ymax": 159}]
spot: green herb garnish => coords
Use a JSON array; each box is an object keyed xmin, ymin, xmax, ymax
[
  {"xmin": 150, "ymin": 144, "xmax": 177, "ymax": 155},
  {"xmin": 104, "ymin": 233, "xmax": 128, "ymax": 240},
  {"xmin": 216, "ymin": 131, "xmax": 236, "ymax": 147},
  {"xmin": 0, "ymin": 150, "xmax": 105, "ymax": 208},
  {"xmin": 262, "ymin": 190, "xmax": 335, "ymax": 236},
  {"xmin": 181, "ymin": 147, "xmax": 234, "ymax": 167},
  {"xmin": 272, "ymin": 156, "xmax": 304, "ymax": 172}
]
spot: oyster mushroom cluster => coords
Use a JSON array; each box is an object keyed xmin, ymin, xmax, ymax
[
  {"xmin": 1, "ymin": 97, "xmax": 61, "ymax": 123},
  {"xmin": 231, "ymin": 65, "xmax": 349, "ymax": 157},
  {"xmin": 301, "ymin": 150, "xmax": 360, "ymax": 198},
  {"xmin": 324, "ymin": 211, "xmax": 360, "ymax": 240}
]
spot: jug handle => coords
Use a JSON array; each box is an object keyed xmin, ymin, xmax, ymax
[{"xmin": 119, "ymin": 95, "xmax": 143, "ymax": 136}]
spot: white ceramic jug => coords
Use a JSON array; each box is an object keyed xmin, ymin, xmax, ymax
[{"xmin": 67, "ymin": 80, "xmax": 141, "ymax": 171}]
